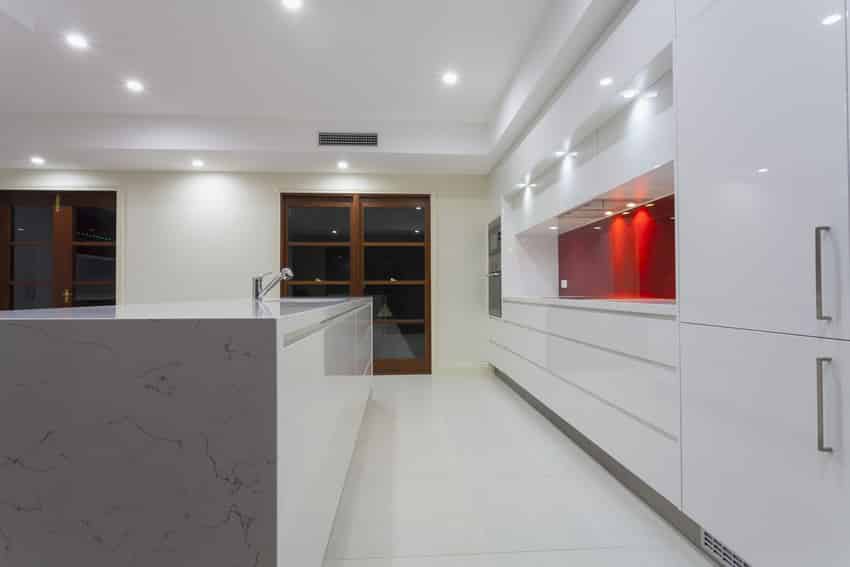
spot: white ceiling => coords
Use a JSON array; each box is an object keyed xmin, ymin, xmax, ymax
[{"xmin": 0, "ymin": 0, "xmax": 610, "ymax": 174}]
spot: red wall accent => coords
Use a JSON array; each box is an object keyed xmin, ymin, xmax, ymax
[{"xmin": 558, "ymin": 195, "xmax": 676, "ymax": 299}]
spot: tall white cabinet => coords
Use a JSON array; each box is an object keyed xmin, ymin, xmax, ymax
[
  {"xmin": 676, "ymin": 0, "xmax": 850, "ymax": 565},
  {"xmin": 677, "ymin": 0, "xmax": 850, "ymax": 340},
  {"xmin": 680, "ymin": 325, "xmax": 850, "ymax": 567}
]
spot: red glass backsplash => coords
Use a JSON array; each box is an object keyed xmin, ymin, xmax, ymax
[{"xmin": 558, "ymin": 195, "xmax": 675, "ymax": 299}]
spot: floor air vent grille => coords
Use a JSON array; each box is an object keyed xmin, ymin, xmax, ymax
[
  {"xmin": 318, "ymin": 132, "xmax": 378, "ymax": 146},
  {"xmin": 703, "ymin": 531, "xmax": 751, "ymax": 567}
]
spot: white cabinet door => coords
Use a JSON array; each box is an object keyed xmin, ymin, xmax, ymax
[
  {"xmin": 681, "ymin": 323, "xmax": 850, "ymax": 567},
  {"xmin": 677, "ymin": 0, "xmax": 850, "ymax": 339}
]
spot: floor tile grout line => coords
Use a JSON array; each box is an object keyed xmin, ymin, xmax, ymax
[{"xmin": 328, "ymin": 542, "xmax": 669, "ymax": 562}]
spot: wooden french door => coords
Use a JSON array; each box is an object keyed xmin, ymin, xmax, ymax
[
  {"xmin": 0, "ymin": 191, "xmax": 117, "ymax": 310},
  {"xmin": 281, "ymin": 194, "xmax": 431, "ymax": 374}
]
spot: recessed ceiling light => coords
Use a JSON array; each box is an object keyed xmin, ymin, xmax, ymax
[
  {"xmin": 125, "ymin": 78, "xmax": 145, "ymax": 93},
  {"xmin": 623, "ymin": 211, "xmax": 631, "ymax": 216},
  {"xmin": 822, "ymin": 13, "xmax": 842, "ymax": 25},
  {"xmin": 65, "ymin": 32, "xmax": 90, "ymax": 51},
  {"xmin": 757, "ymin": 167, "xmax": 769, "ymax": 174},
  {"xmin": 337, "ymin": 160, "xmax": 349, "ymax": 170},
  {"xmin": 621, "ymin": 89, "xmax": 640, "ymax": 99},
  {"xmin": 554, "ymin": 151, "xmax": 566, "ymax": 158},
  {"xmin": 626, "ymin": 202, "xmax": 637, "ymax": 208},
  {"xmin": 191, "ymin": 159, "xmax": 205, "ymax": 168},
  {"xmin": 605, "ymin": 211, "xmax": 614, "ymax": 217},
  {"xmin": 282, "ymin": 0, "xmax": 304, "ymax": 12},
  {"xmin": 548, "ymin": 226, "xmax": 558, "ymax": 231},
  {"xmin": 593, "ymin": 226, "xmax": 602, "ymax": 230},
  {"xmin": 442, "ymin": 70, "xmax": 459, "ymax": 86},
  {"xmin": 29, "ymin": 155, "xmax": 46, "ymax": 166},
  {"xmin": 599, "ymin": 77, "xmax": 614, "ymax": 87}
]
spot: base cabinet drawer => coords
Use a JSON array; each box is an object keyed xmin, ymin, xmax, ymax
[{"xmin": 681, "ymin": 324, "xmax": 850, "ymax": 566}]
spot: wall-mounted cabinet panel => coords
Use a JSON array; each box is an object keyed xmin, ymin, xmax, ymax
[
  {"xmin": 677, "ymin": 0, "xmax": 850, "ymax": 339},
  {"xmin": 681, "ymin": 323, "xmax": 850, "ymax": 567}
]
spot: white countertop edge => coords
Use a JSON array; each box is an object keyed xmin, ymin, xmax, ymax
[
  {"xmin": 503, "ymin": 297, "xmax": 677, "ymax": 317},
  {"xmin": 0, "ymin": 297, "xmax": 373, "ymax": 322}
]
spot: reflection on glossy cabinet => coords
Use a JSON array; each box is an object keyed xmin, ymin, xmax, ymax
[
  {"xmin": 676, "ymin": 0, "xmax": 850, "ymax": 339},
  {"xmin": 681, "ymin": 323, "xmax": 850, "ymax": 567}
]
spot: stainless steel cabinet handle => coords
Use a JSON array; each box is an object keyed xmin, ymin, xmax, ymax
[
  {"xmin": 817, "ymin": 357, "xmax": 834, "ymax": 453},
  {"xmin": 487, "ymin": 272, "xmax": 502, "ymax": 278},
  {"xmin": 815, "ymin": 226, "xmax": 832, "ymax": 321}
]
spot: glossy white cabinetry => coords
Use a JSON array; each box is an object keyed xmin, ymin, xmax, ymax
[
  {"xmin": 489, "ymin": 299, "xmax": 681, "ymax": 505},
  {"xmin": 277, "ymin": 302, "xmax": 373, "ymax": 567},
  {"xmin": 677, "ymin": 0, "xmax": 850, "ymax": 339},
  {"xmin": 681, "ymin": 323, "xmax": 850, "ymax": 566}
]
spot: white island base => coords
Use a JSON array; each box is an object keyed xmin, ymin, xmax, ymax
[{"xmin": 0, "ymin": 297, "xmax": 373, "ymax": 567}]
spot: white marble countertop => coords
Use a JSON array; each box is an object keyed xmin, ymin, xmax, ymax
[
  {"xmin": 503, "ymin": 296, "xmax": 677, "ymax": 317},
  {"xmin": 0, "ymin": 297, "xmax": 372, "ymax": 321}
]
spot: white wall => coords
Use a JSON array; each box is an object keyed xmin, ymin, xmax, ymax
[{"xmin": 0, "ymin": 169, "xmax": 489, "ymax": 372}]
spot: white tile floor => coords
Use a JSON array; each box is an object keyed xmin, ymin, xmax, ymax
[{"xmin": 324, "ymin": 371, "xmax": 714, "ymax": 567}]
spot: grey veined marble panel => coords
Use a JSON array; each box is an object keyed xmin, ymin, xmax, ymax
[{"xmin": 0, "ymin": 319, "xmax": 277, "ymax": 567}]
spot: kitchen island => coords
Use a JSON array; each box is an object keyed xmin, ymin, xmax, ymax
[{"xmin": 0, "ymin": 297, "xmax": 373, "ymax": 567}]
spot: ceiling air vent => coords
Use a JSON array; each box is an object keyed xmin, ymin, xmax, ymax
[
  {"xmin": 318, "ymin": 132, "xmax": 378, "ymax": 147},
  {"xmin": 702, "ymin": 531, "xmax": 752, "ymax": 567}
]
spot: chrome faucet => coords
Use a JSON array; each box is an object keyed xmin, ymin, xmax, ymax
[{"xmin": 252, "ymin": 267, "xmax": 294, "ymax": 301}]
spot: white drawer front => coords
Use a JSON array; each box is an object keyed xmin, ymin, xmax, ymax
[
  {"xmin": 681, "ymin": 323, "xmax": 850, "ymax": 567},
  {"xmin": 489, "ymin": 341, "xmax": 682, "ymax": 506}
]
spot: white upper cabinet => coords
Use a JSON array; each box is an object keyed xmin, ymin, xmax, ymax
[
  {"xmin": 681, "ymin": 323, "xmax": 850, "ymax": 567},
  {"xmin": 677, "ymin": 0, "xmax": 850, "ymax": 338}
]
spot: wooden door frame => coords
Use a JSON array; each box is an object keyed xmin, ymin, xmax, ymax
[
  {"xmin": 0, "ymin": 189, "xmax": 120, "ymax": 309},
  {"xmin": 280, "ymin": 193, "xmax": 432, "ymax": 374},
  {"xmin": 280, "ymin": 195, "xmax": 356, "ymax": 297},
  {"xmin": 0, "ymin": 204, "xmax": 9, "ymax": 310}
]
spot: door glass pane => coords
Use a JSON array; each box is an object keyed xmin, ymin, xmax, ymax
[
  {"xmin": 11, "ymin": 207, "xmax": 52, "ymax": 242},
  {"xmin": 12, "ymin": 285, "xmax": 51, "ymax": 309},
  {"xmin": 74, "ymin": 207, "xmax": 116, "ymax": 242},
  {"xmin": 365, "ymin": 285, "xmax": 424, "ymax": 320},
  {"xmin": 287, "ymin": 207, "xmax": 350, "ymax": 242},
  {"xmin": 287, "ymin": 285, "xmax": 350, "ymax": 298},
  {"xmin": 74, "ymin": 247, "xmax": 116, "ymax": 282},
  {"xmin": 288, "ymin": 247, "xmax": 350, "ymax": 281},
  {"xmin": 365, "ymin": 247, "xmax": 424, "ymax": 281},
  {"xmin": 364, "ymin": 207, "xmax": 425, "ymax": 242},
  {"xmin": 73, "ymin": 284, "xmax": 115, "ymax": 307},
  {"xmin": 374, "ymin": 323, "xmax": 425, "ymax": 360},
  {"xmin": 12, "ymin": 246, "xmax": 52, "ymax": 282}
]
